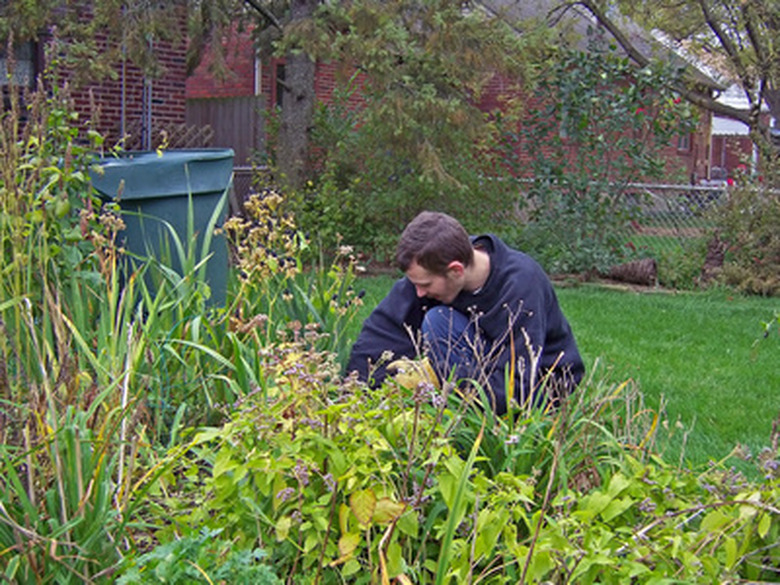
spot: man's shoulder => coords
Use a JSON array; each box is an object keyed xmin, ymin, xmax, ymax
[
  {"xmin": 474, "ymin": 234, "xmax": 542, "ymax": 274},
  {"xmin": 378, "ymin": 277, "xmax": 416, "ymax": 305}
]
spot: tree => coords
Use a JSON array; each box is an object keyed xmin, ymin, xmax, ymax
[
  {"xmin": 512, "ymin": 39, "xmax": 696, "ymax": 274},
  {"xmin": 286, "ymin": 0, "xmax": 551, "ymax": 256},
  {"xmin": 554, "ymin": 0, "xmax": 780, "ymax": 165},
  {"xmin": 1, "ymin": 1, "xmax": 186, "ymax": 84},
  {"xmin": 194, "ymin": 0, "xmax": 321, "ymax": 189}
]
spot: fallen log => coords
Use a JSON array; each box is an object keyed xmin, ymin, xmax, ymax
[{"xmin": 604, "ymin": 258, "xmax": 658, "ymax": 286}]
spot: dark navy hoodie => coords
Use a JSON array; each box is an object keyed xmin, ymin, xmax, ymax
[{"xmin": 346, "ymin": 234, "xmax": 584, "ymax": 413}]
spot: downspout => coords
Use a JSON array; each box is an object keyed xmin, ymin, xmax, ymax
[
  {"xmin": 142, "ymin": 35, "xmax": 154, "ymax": 151},
  {"xmin": 120, "ymin": 5, "xmax": 126, "ymax": 142}
]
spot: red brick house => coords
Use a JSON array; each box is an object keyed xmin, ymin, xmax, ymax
[{"xmin": 186, "ymin": 21, "xmax": 717, "ymax": 185}]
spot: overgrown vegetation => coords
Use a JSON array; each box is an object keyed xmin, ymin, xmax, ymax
[
  {"xmin": 1, "ymin": 56, "xmax": 779, "ymax": 585},
  {"xmin": 714, "ymin": 168, "xmax": 780, "ymax": 295},
  {"xmin": 504, "ymin": 39, "xmax": 696, "ymax": 274}
]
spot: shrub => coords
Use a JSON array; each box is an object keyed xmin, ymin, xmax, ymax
[
  {"xmin": 137, "ymin": 349, "xmax": 780, "ymax": 583},
  {"xmin": 714, "ymin": 174, "xmax": 780, "ymax": 295},
  {"xmin": 507, "ymin": 39, "xmax": 697, "ymax": 275}
]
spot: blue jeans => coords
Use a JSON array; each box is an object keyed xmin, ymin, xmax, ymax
[{"xmin": 422, "ymin": 306, "xmax": 510, "ymax": 413}]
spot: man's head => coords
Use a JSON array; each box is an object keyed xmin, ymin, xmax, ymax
[{"xmin": 396, "ymin": 211, "xmax": 474, "ymax": 302}]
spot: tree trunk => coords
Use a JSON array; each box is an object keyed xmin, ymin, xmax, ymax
[{"xmin": 278, "ymin": 0, "xmax": 317, "ymax": 191}]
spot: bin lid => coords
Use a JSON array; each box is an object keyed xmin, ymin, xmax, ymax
[{"xmin": 90, "ymin": 149, "xmax": 235, "ymax": 201}]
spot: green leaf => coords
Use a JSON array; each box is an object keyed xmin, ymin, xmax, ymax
[
  {"xmin": 342, "ymin": 559, "xmax": 361, "ymax": 577},
  {"xmin": 397, "ymin": 511, "xmax": 419, "ymax": 538},
  {"xmin": 601, "ymin": 496, "xmax": 635, "ymax": 522},
  {"xmin": 606, "ymin": 472, "xmax": 631, "ymax": 497},
  {"xmin": 435, "ymin": 423, "xmax": 482, "ymax": 585},
  {"xmin": 386, "ymin": 541, "xmax": 404, "ymax": 577},
  {"xmin": 724, "ymin": 536, "xmax": 738, "ymax": 570},
  {"xmin": 212, "ymin": 450, "xmax": 237, "ymax": 478},
  {"xmin": 701, "ymin": 509, "xmax": 730, "ymax": 533},
  {"xmin": 581, "ymin": 491, "xmax": 612, "ymax": 518},
  {"xmin": 529, "ymin": 549, "xmax": 554, "ymax": 581},
  {"xmin": 758, "ymin": 513, "xmax": 771, "ymax": 539}
]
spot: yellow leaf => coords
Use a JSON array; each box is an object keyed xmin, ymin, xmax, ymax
[
  {"xmin": 339, "ymin": 533, "xmax": 361, "ymax": 557},
  {"xmin": 275, "ymin": 516, "xmax": 292, "ymax": 542},
  {"xmin": 350, "ymin": 488, "xmax": 377, "ymax": 527},
  {"xmin": 373, "ymin": 497, "xmax": 406, "ymax": 524},
  {"xmin": 339, "ymin": 503, "xmax": 351, "ymax": 534},
  {"xmin": 388, "ymin": 357, "xmax": 440, "ymax": 390},
  {"xmin": 330, "ymin": 534, "xmax": 361, "ymax": 567}
]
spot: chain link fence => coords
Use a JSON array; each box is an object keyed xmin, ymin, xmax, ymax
[
  {"xmin": 611, "ymin": 183, "xmax": 726, "ymax": 287},
  {"xmin": 622, "ymin": 183, "xmax": 724, "ymax": 253}
]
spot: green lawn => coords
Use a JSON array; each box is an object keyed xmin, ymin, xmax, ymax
[{"xmin": 352, "ymin": 274, "xmax": 780, "ymax": 470}]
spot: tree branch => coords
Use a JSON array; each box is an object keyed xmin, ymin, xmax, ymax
[
  {"xmin": 573, "ymin": 0, "xmax": 651, "ymax": 68},
  {"xmin": 243, "ymin": 0, "xmax": 283, "ymax": 31},
  {"xmin": 569, "ymin": 0, "xmax": 760, "ymax": 129}
]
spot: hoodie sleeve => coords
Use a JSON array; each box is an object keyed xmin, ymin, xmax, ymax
[{"xmin": 345, "ymin": 278, "xmax": 427, "ymax": 387}]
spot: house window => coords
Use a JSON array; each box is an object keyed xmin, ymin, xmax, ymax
[
  {"xmin": 677, "ymin": 133, "xmax": 691, "ymax": 152},
  {"xmin": 1, "ymin": 40, "xmax": 38, "ymax": 110},
  {"xmin": 274, "ymin": 63, "xmax": 285, "ymax": 108}
]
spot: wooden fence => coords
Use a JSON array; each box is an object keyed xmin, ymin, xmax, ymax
[{"xmin": 186, "ymin": 95, "xmax": 266, "ymax": 166}]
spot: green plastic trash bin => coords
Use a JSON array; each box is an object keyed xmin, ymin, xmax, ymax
[{"xmin": 90, "ymin": 149, "xmax": 234, "ymax": 306}]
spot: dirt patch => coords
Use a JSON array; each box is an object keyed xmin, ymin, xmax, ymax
[{"xmin": 633, "ymin": 226, "xmax": 705, "ymax": 238}]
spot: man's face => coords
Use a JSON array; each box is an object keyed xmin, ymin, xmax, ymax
[{"xmin": 405, "ymin": 260, "xmax": 464, "ymax": 304}]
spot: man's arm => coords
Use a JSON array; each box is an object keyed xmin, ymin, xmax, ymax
[{"xmin": 345, "ymin": 278, "xmax": 426, "ymax": 387}]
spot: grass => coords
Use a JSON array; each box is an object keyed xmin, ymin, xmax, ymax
[{"xmin": 350, "ymin": 274, "xmax": 780, "ymax": 471}]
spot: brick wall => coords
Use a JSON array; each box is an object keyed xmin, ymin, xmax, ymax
[
  {"xmin": 50, "ymin": 7, "xmax": 188, "ymax": 149},
  {"xmin": 186, "ymin": 25, "xmax": 258, "ymax": 99},
  {"xmin": 68, "ymin": 43, "xmax": 187, "ymax": 148}
]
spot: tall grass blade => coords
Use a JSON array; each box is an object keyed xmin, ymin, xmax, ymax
[{"xmin": 435, "ymin": 421, "xmax": 484, "ymax": 585}]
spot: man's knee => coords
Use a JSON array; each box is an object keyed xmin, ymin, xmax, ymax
[{"xmin": 421, "ymin": 306, "xmax": 470, "ymax": 341}]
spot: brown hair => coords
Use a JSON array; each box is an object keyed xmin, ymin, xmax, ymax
[{"xmin": 395, "ymin": 211, "xmax": 473, "ymax": 275}]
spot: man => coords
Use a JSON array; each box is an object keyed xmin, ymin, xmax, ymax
[{"xmin": 346, "ymin": 211, "xmax": 584, "ymax": 414}]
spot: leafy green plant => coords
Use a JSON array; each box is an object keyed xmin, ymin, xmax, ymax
[
  {"xmin": 116, "ymin": 528, "xmax": 281, "ymax": 584},
  {"xmin": 139, "ymin": 339, "xmax": 471, "ymax": 583},
  {"xmin": 130, "ymin": 332, "xmax": 780, "ymax": 584},
  {"xmin": 508, "ymin": 38, "xmax": 697, "ymax": 274}
]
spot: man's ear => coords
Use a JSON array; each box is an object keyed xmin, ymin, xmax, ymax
[{"xmin": 447, "ymin": 261, "xmax": 465, "ymax": 277}]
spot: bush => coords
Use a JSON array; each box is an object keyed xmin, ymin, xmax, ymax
[
  {"xmin": 714, "ymin": 175, "xmax": 780, "ymax": 295},
  {"xmin": 507, "ymin": 40, "xmax": 697, "ymax": 275}
]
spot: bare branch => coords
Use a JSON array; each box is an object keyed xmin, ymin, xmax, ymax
[{"xmin": 243, "ymin": 0, "xmax": 283, "ymax": 31}]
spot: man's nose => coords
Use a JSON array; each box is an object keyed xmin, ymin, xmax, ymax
[{"xmin": 415, "ymin": 286, "xmax": 426, "ymax": 298}]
